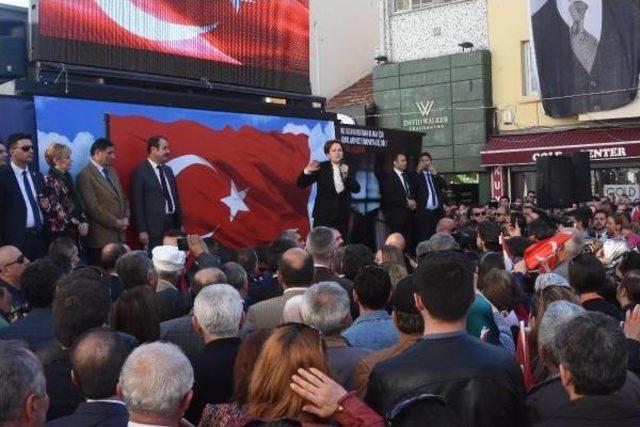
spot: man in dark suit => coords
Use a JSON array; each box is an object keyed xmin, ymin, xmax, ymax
[
  {"xmin": 76, "ymin": 138, "xmax": 130, "ymax": 264},
  {"xmin": 186, "ymin": 284, "xmax": 244, "ymax": 424},
  {"xmin": 100, "ymin": 243, "xmax": 128, "ymax": 301},
  {"xmin": 532, "ymin": 0, "xmax": 640, "ymax": 118},
  {"xmin": 0, "ymin": 133, "xmax": 48, "ymax": 261},
  {"xmin": 414, "ymin": 152, "xmax": 446, "ymax": 242},
  {"xmin": 47, "ymin": 327, "xmax": 130, "ymax": 427},
  {"xmin": 0, "ymin": 257, "xmax": 63, "ymax": 351},
  {"xmin": 297, "ymin": 140, "xmax": 360, "ymax": 240},
  {"xmin": 380, "ymin": 153, "xmax": 418, "ymax": 250},
  {"xmin": 131, "ymin": 136, "xmax": 183, "ymax": 252}
]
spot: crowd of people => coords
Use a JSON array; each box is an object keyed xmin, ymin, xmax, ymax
[{"xmin": 2, "ymin": 131, "xmax": 640, "ymax": 426}]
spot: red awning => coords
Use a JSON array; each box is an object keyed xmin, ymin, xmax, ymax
[{"xmin": 481, "ymin": 128, "xmax": 640, "ymax": 167}]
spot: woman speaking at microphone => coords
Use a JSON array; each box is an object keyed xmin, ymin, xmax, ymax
[{"xmin": 297, "ymin": 140, "xmax": 360, "ymax": 240}]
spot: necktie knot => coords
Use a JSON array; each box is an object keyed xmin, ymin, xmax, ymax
[{"xmin": 569, "ymin": 0, "xmax": 588, "ymax": 24}]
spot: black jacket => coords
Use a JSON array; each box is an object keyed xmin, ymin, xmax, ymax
[
  {"xmin": 365, "ymin": 332, "xmax": 525, "ymax": 426},
  {"xmin": 0, "ymin": 307, "xmax": 54, "ymax": 352},
  {"xmin": 526, "ymin": 372, "xmax": 640, "ymax": 425},
  {"xmin": 536, "ymin": 394, "xmax": 640, "ymax": 427},
  {"xmin": 130, "ymin": 161, "xmax": 182, "ymax": 245},
  {"xmin": 46, "ymin": 401, "xmax": 128, "ymax": 427},
  {"xmin": 532, "ymin": 0, "xmax": 640, "ymax": 118},
  {"xmin": 185, "ymin": 336, "xmax": 242, "ymax": 425},
  {"xmin": 380, "ymin": 171, "xmax": 414, "ymax": 228},
  {"xmin": 296, "ymin": 161, "xmax": 360, "ymax": 225},
  {"xmin": 413, "ymin": 170, "xmax": 446, "ymax": 214}
]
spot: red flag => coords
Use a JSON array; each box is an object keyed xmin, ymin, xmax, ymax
[
  {"xmin": 523, "ymin": 230, "xmax": 573, "ymax": 271},
  {"xmin": 107, "ymin": 114, "xmax": 312, "ymax": 248},
  {"xmin": 38, "ymin": 0, "xmax": 309, "ymax": 74}
]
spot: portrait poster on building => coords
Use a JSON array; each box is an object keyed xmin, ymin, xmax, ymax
[{"xmin": 529, "ymin": 0, "xmax": 640, "ymax": 118}]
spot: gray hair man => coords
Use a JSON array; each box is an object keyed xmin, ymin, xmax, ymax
[
  {"xmin": 186, "ymin": 284, "xmax": 244, "ymax": 424},
  {"xmin": 0, "ymin": 341, "xmax": 48, "ymax": 427},
  {"xmin": 118, "ymin": 342, "xmax": 193, "ymax": 427},
  {"xmin": 300, "ymin": 282, "xmax": 369, "ymax": 390},
  {"xmin": 222, "ymin": 262, "xmax": 248, "ymax": 300}
]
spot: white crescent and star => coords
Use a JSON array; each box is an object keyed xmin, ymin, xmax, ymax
[
  {"xmin": 168, "ymin": 155, "xmax": 250, "ymax": 223},
  {"xmin": 94, "ymin": 0, "xmax": 253, "ymax": 43}
]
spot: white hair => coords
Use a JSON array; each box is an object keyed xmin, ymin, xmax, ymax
[
  {"xmin": 0, "ymin": 341, "xmax": 46, "ymax": 423},
  {"xmin": 283, "ymin": 294, "xmax": 304, "ymax": 323},
  {"xmin": 119, "ymin": 342, "xmax": 193, "ymax": 418},
  {"xmin": 194, "ymin": 284, "xmax": 243, "ymax": 336},
  {"xmin": 538, "ymin": 300, "xmax": 585, "ymax": 365},
  {"xmin": 300, "ymin": 282, "xmax": 350, "ymax": 335}
]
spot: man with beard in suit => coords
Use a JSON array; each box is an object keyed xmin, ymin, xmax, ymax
[
  {"xmin": 380, "ymin": 153, "xmax": 417, "ymax": 251},
  {"xmin": 131, "ymin": 136, "xmax": 182, "ymax": 252},
  {"xmin": 297, "ymin": 140, "xmax": 360, "ymax": 240}
]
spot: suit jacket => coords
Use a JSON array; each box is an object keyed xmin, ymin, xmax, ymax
[
  {"xmin": 414, "ymin": 170, "xmax": 446, "ymax": 215},
  {"xmin": 0, "ymin": 307, "xmax": 55, "ymax": 352},
  {"xmin": 185, "ymin": 337, "xmax": 242, "ymax": 425},
  {"xmin": 130, "ymin": 160, "xmax": 182, "ymax": 241},
  {"xmin": 296, "ymin": 161, "xmax": 360, "ymax": 225},
  {"xmin": 76, "ymin": 163, "xmax": 129, "ymax": 248},
  {"xmin": 532, "ymin": 0, "xmax": 640, "ymax": 118},
  {"xmin": 380, "ymin": 171, "xmax": 414, "ymax": 227},
  {"xmin": 0, "ymin": 164, "xmax": 47, "ymax": 249},
  {"xmin": 160, "ymin": 313, "xmax": 204, "ymax": 362},
  {"xmin": 46, "ymin": 401, "xmax": 129, "ymax": 427},
  {"xmin": 245, "ymin": 288, "xmax": 306, "ymax": 330},
  {"xmin": 155, "ymin": 280, "xmax": 191, "ymax": 322}
]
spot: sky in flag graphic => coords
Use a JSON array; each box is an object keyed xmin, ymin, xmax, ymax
[{"xmin": 34, "ymin": 96, "xmax": 334, "ymax": 248}]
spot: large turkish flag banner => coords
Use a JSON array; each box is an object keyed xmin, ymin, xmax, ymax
[{"xmin": 107, "ymin": 114, "xmax": 312, "ymax": 248}]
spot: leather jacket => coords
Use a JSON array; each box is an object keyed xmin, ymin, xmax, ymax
[{"xmin": 365, "ymin": 332, "xmax": 526, "ymax": 426}]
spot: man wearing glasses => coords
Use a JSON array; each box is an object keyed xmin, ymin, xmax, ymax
[
  {"xmin": 0, "ymin": 133, "xmax": 48, "ymax": 261},
  {"xmin": 0, "ymin": 245, "xmax": 30, "ymax": 320},
  {"xmin": 468, "ymin": 204, "xmax": 487, "ymax": 226}
]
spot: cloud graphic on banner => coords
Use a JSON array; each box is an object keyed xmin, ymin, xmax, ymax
[{"xmin": 37, "ymin": 131, "xmax": 95, "ymax": 177}]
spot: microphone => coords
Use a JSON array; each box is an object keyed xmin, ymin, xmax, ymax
[{"xmin": 339, "ymin": 162, "xmax": 348, "ymax": 179}]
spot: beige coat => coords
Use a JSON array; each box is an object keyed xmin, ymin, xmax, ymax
[{"xmin": 76, "ymin": 163, "xmax": 129, "ymax": 248}]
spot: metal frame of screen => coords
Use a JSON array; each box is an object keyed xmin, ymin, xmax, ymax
[{"xmin": 28, "ymin": 0, "xmax": 311, "ymax": 94}]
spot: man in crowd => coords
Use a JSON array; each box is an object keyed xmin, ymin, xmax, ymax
[
  {"xmin": 365, "ymin": 251, "xmax": 525, "ymax": 426},
  {"xmin": 0, "ymin": 245, "xmax": 30, "ymax": 320},
  {"xmin": 301, "ymin": 282, "xmax": 369, "ymax": 390},
  {"xmin": 186, "ymin": 284, "xmax": 244, "ymax": 424},
  {"xmin": 414, "ymin": 152, "xmax": 446, "ymax": 241},
  {"xmin": 47, "ymin": 238, "xmax": 80, "ymax": 269},
  {"xmin": 160, "ymin": 267, "xmax": 227, "ymax": 361},
  {"xmin": 342, "ymin": 266, "xmax": 398, "ymax": 351},
  {"xmin": 590, "ymin": 209, "xmax": 609, "ymax": 242},
  {"xmin": 353, "ymin": 274, "xmax": 423, "ymax": 396},
  {"xmin": 222, "ymin": 261, "xmax": 249, "ymax": 301},
  {"xmin": 246, "ymin": 247, "xmax": 314, "ymax": 330},
  {"xmin": 537, "ymin": 312, "xmax": 640, "ymax": 426},
  {"xmin": 436, "ymin": 217, "xmax": 457, "ymax": 234},
  {"xmin": 380, "ymin": 153, "xmax": 416, "ymax": 249},
  {"xmin": 100, "ymin": 242, "xmax": 129, "ymax": 301},
  {"xmin": 0, "ymin": 340, "xmax": 49, "ymax": 427},
  {"xmin": 151, "ymin": 245, "xmax": 190, "ymax": 321},
  {"xmin": 76, "ymin": 138, "xmax": 129, "ymax": 264},
  {"xmin": 0, "ymin": 133, "xmax": 48, "ymax": 261},
  {"xmin": 46, "ymin": 328, "xmax": 130, "ymax": 427},
  {"xmin": 466, "ymin": 204, "xmax": 487, "ymax": 227},
  {"xmin": 39, "ymin": 277, "xmax": 112, "ymax": 420},
  {"xmin": 0, "ymin": 258, "xmax": 63, "ymax": 351},
  {"xmin": 118, "ymin": 342, "xmax": 193, "ymax": 427},
  {"xmin": 131, "ymin": 136, "xmax": 183, "ymax": 251}
]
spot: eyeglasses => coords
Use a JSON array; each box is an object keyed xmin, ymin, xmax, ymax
[
  {"xmin": 18, "ymin": 145, "xmax": 33, "ymax": 152},
  {"xmin": 1, "ymin": 254, "xmax": 25, "ymax": 268},
  {"xmin": 473, "ymin": 211, "xmax": 487, "ymax": 217},
  {"xmin": 72, "ymin": 265, "xmax": 106, "ymax": 279}
]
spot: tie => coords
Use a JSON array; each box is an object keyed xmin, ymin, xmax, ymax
[
  {"xmin": 22, "ymin": 171, "xmax": 42, "ymax": 229},
  {"xmin": 424, "ymin": 172, "xmax": 437, "ymax": 208},
  {"xmin": 102, "ymin": 167, "xmax": 118, "ymax": 194},
  {"xmin": 569, "ymin": 0, "xmax": 598, "ymax": 74},
  {"xmin": 401, "ymin": 172, "xmax": 412, "ymax": 199},
  {"xmin": 333, "ymin": 164, "xmax": 345, "ymax": 194},
  {"xmin": 157, "ymin": 165, "xmax": 174, "ymax": 213}
]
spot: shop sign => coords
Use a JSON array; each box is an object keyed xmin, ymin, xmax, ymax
[
  {"xmin": 402, "ymin": 100, "xmax": 450, "ymax": 132},
  {"xmin": 604, "ymin": 184, "xmax": 640, "ymax": 202},
  {"xmin": 531, "ymin": 147, "xmax": 628, "ymax": 162},
  {"xmin": 491, "ymin": 167, "xmax": 504, "ymax": 199}
]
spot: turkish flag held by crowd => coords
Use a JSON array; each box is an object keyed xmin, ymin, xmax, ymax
[
  {"xmin": 38, "ymin": 0, "xmax": 309, "ymax": 74},
  {"xmin": 107, "ymin": 114, "xmax": 312, "ymax": 248}
]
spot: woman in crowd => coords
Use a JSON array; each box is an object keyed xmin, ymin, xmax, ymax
[
  {"xmin": 110, "ymin": 286, "xmax": 160, "ymax": 344},
  {"xmin": 42, "ymin": 143, "xmax": 89, "ymax": 242},
  {"xmin": 239, "ymin": 323, "xmax": 383, "ymax": 426},
  {"xmin": 617, "ymin": 270, "xmax": 640, "ymax": 313},
  {"xmin": 198, "ymin": 329, "xmax": 271, "ymax": 427}
]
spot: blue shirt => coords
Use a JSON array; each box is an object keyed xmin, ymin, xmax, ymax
[{"xmin": 341, "ymin": 310, "xmax": 399, "ymax": 351}]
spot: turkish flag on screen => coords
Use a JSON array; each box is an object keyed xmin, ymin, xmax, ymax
[{"xmin": 108, "ymin": 115, "xmax": 312, "ymax": 248}]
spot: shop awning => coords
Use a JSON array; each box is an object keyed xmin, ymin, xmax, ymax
[{"xmin": 481, "ymin": 128, "xmax": 640, "ymax": 167}]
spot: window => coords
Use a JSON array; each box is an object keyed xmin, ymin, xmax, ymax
[
  {"xmin": 521, "ymin": 41, "xmax": 540, "ymax": 96},
  {"xmin": 395, "ymin": 0, "xmax": 456, "ymax": 12}
]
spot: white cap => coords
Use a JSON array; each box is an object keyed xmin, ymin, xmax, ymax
[{"xmin": 152, "ymin": 245, "xmax": 186, "ymax": 272}]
